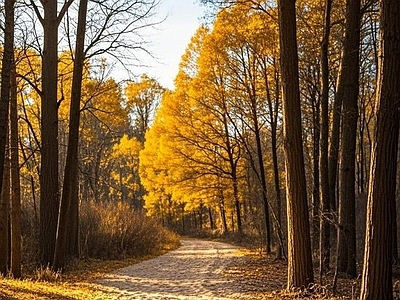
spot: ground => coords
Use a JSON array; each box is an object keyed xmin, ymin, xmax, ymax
[
  {"xmin": 96, "ymin": 239, "xmax": 257, "ymax": 299},
  {"xmin": 94, "ymin": 239, "xmax": 357, "ymax": 299},
  {"xmin": 0, "ymin": 238, "xmax": 375, "ymax": 299}
]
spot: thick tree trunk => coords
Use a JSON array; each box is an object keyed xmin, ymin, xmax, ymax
[
  {"xmin": 360, "ymin": 0, "xmax": 400, "ymax": 298},
  {"xmin": 337, "ymin": 0, "xmax": 361, "ymax": 278},
  {"xmin": 40, "ymin": 0, "xmax": 60, "ymax": 266},
  {"xmin": 278, "ymin": 0, "xmax": 314, "ymax": 289}
]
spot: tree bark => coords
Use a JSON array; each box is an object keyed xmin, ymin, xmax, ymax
[
  {"xmin": 319, "ymin": 0, "xmax": 332, "ymax": 277},
  {"xmin": 40, "ymin": 0, "xmax": 60, "ymax": 266},
  {"xmin": 10, "ymin": 55, "xmax": 21, "ymax": 278},
  {"xmin": 360, "ymin": 0, "xmax": 400, "ymax": 297},
  {"xmin": 0, "ymin": 0, "xmax": 15, "ymax": 275},
  {"xmin": 337, "ymin": 0, "xmax": 361, "ymax": 278},
  {"xmin": 0, "ymin": 0, "xmax": 14, "ymax": 194},
  {"xmin": 0, "ymin": 147, "xmax": 10, "ymax": 275},
  {"xmin": 278, "ymin": 0, "xmax": 314, "ymax": 289},
  {"xmin": 54, "ymin": 0, "xmax": 88, "ymax": 270}
]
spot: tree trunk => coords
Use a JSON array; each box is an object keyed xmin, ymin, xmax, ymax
[
  {"xmin": 208, "ymin": 207, "xmax": 214, "ymax": 230},
  {"xmin": 337, "ymin": 0, "xmax": 361, "ymax": 278},
  {"xmin": 319, "ymin": 0, "xmax": 333, "ymax": 278},
  {"xmin": 233, "ymin": 180, "xmax": 242, "ymax": 233},
  {"xmin": 312, "ymin": 89, "xmax": 320, "ymax": 253},
  {"xmin": 0, "ymin": 0, "xmax": 14, "ymax": 193},
  {"xmin": 0, "ymin": 147, "xmax": 10, "ymax": 275},
  {"xmin": 278, "ymin": 0, "xmax": 314, "ymax": 289},
  {"xmin": 0, "ymin": 0, "xmax": 15, "ymax": 275},
  {"xmin": 268, "ymin": 61, "xmax": 284, "ymax": 259},
  {"xmin": 10, "ymin": 54, "xmax": 21, "ymax": 278},
  {"xmin": 253, "ymin": 99, "xmax": 271, "ymax": 252},
  {"xmin": 360, "ymin": 0, "xmax": 400, "ymax": 297},
  {"xmin": 40, "ymin": 0, "xmax": 60, "ymax": 266},
  {"xmin": 54, "ymin": 0, "xmax": 88, "ymax": 270},
  {"xmin": 219, "ymin": 190, "xmax": 228, "ymax": 234}
]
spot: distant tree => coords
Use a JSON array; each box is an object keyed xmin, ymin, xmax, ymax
[
  {"xmin": 125, "ymin": 74, "xmax": 164, "ymax": 143},
  {"xmin": 277, "ymin": 0, "xmax": 314, "ymax": 289},
  {"xmin": 360, "ymin": 0, "xmax": 400, "ymax": 298}
]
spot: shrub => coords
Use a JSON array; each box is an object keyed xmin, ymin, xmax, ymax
[{"xmin": 80, "ymin": 201, "xmax": 180, "ymax": 259}]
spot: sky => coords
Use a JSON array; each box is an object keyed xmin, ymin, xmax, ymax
[{"xmin": 132, "ymin": 0, "xmax": 207, "ymax": 89}]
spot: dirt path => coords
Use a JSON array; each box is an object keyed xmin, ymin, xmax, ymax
[{"xmin": 95, "ymin": 239, "xmax": 258, "ymax": 299}]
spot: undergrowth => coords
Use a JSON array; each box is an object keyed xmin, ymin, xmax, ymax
[{"xmin": 80, "ymin": 200, "xmax": 180, "ymax": 259}]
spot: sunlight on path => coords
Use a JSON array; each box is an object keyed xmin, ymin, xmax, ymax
[{"xmin": 96, "ymin": 239, "xmax": 253, "ymax": 299}]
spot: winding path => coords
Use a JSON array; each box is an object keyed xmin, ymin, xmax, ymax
[{"xmin": 96, "ymin": 239, "xmax": 257, "ymax": 299}]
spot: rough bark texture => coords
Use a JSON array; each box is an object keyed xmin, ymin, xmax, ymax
[
  {"xmin": 278, "ymin": 0, "xmax": 314, "ymax": 289},
  {"xmin": 336, "ymin": 0, "xmax": 361, "ymax": 278},
  {"xmin": 360, "ymin": 0, "xmax": 400, "ymax": 298},
  {"xmin": 40, "ymin": 0, "xmax": 60, "ymax": 266}
]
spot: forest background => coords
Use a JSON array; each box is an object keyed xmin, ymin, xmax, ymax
[{"xmin": 0, "ymin": 0, "xmax": 399, "ymax": 299}]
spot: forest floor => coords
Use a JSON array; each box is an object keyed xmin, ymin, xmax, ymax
[{"xmin": 0, "ymin": 238, "xmax": 389, "ymax": 299}]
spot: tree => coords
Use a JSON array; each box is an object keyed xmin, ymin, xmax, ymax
[
  {"xmin": 319, "ymin": 0, "xmax": 333, "ymax": 277},
  {"xmin": 360, "ymin": 0, "xmax": 400, "ymax": 297},
  {"xmin": 29, "ymin": 0, "xmax": 75, "ymax": 266},
  {"xmin": 10, "ymin": 52, "xmax": 21, "ymax": 278},
  {"xmin": 54, "ymin": 0, "xmax": 88, "ymax": 270},
  {"xmin": 336, "ymin": 0, "xmax": 361, "ymax": 278},
  {"xmin": 125, "ymin": 74, "xmax": 164, "ymax": 143},
  {"xmin": 206, "ymin": 4, "xmax": 279, "ymax": 249},
  {"xmin": 0, "ymin": 0, "xmax": 16, "ymax": 275},
  {"xmin": 277, "ymin": 0, "xmax": 314, "ymax": 288}
]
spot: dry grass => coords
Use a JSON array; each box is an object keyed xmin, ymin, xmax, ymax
[
  {"xmin": 225, "ymin": 250, "xmax": 363, "ymax": 299},
  {"xmin": 1, "ymin": 199, "xmax": 181, "ymax": 300},
  {"xmin": 0, "ymin": 246, "xmax": 178, "ymax": 300}
]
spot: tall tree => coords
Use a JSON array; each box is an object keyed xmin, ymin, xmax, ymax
[
  {"xmin": 336, "ymin": 0, "xmax": 361, "ymax": 278},
  {"xmin": 10, "ymin": 54, "xmax": 21, "ymax": 278},
  {"xmin": 39, "ymin": 0, "xmax": 60, "ymax": 266},
  {"xmin": 0, "ymin": 0, "xmax": 16, "ymax": 275},
  {"xmin": 54, "ymin": 0, "xmax": 88, "ymax": 270},
  {"xmin": 319, "ymin": 0, "xmax": 333, "ymax": 277},
  {"xmin": 360, "ymin": 0, "xmax": 400, "ymax": 297},
  {"xmin": 29, "ymin": 0, "xmax": 74, "ymax": 266},
  {"xmin": 277, "ymin": 0, "xmax": 314, "ymax": 288}
]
